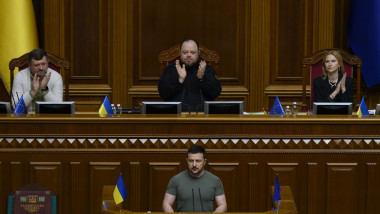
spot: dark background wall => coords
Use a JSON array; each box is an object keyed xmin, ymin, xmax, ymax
[{"xmin": 2, "ymin": 0, "xmax": 380, "ymax": 111}]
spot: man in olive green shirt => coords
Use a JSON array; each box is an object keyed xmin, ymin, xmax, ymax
[{"xmin": 162, "ymin": 145, "xmax": 227, "ymax": 212}]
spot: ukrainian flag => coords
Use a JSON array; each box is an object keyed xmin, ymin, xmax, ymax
[
  {"xmin": 99, "ymin": 95, "xmax": 113, "ymax": 115},
  {"xmin": 113, "ymin": 174, "xmax": 127, "ymax": 205},
  {"xmin": 0, "ymin": 0, "xmax": 39, "ymax": 93},
  {"xmin": 357, "ymin": 97, "xmax": 369, "ymax": 118}
]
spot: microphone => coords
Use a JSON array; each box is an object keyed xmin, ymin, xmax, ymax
[
  {"xmin": 11, "ymin": 93, "xmax": 17, "ymax": 109},
  {"xmin": 16, "ymin": 92, "xmax": 20, "ymax": 106},
  {"xmin": 192, "ymin": 188, "xmax": 195, "ymax": 212},
  {"xmin": 198, "ymin": 188, "xmax": 204, "ymax": 212}
]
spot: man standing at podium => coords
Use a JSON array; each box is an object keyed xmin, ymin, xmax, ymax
[{"xmin": 162, "ymin": 145, "xmax": 227, "ymax": 212}]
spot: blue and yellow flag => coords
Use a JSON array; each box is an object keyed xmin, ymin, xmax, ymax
[
  {"xmin": 14, "ymin": 95, "xmax": 28, "ymax": 114},
  {"xmin": 0, "ymin": 0, "xmax": 39, "ymax": 93},
  {"xmin": 357, "ymin": 97, "xmax": 369, "ymax": 118},
  {"xmin": 99, "ymin": 96, "xmax": 113, "ymax": 115},
  {"xmin": 348, "ymin": 0, "xmax": 380, "ymax": 88},
  {"xmin": 113, "ymin": 174, "xmax": 127, "ymax": 205},
  {"xmin": 273, "ymin": 174, "xmax": 281, "ymax": 202},
  {"xmin": 269, "ymin": 97, "xmax": 284, "ymax": 115}
]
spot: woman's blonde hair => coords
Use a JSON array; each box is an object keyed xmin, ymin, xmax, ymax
[{"xmin": 322, "ymin": 50, "xmax": 344, "ymax": 78}]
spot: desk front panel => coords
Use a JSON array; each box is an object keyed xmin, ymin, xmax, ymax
[{"xmin": 0, "ymin": 114, "xmax": 379, "ymax": 214}]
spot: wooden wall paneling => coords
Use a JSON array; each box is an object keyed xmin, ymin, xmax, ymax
[
  {"xmin": 129, "ymin": 86, "xmax": 161, "ymax": 109},
  {"xmin": 11, "ymin": 162, "xmax": 22, "ymax": 191},
  {"xmin": 71, "ymin": 162, "xmax": 80, "ymax": 214},
  {"xmin": 43, "ymin": 0, "xmax": 63, "ymax": 55},
  {"xmin": 125, "ymin": 0, "xmax": 135, "ymax": 108},
  {"xmin": 43, "ymin": 0, "xmax": 70, "ymax": 103},
  {"xmin": 71, "ymin": 0, "xmax": 98, "ymax": 79},
  {"xmin": 272, "ymin": 0, "xmax": 305, "ymax": 83},
  {"xmin": 367, "ymin": 92, "xmax": 380, "ymax": 110},
  {"xmin": 335, "ymin": 0, "xmax": 351, "ymax": 49},
  {"xmin": 2, "ymin": 147, "xmax": 380, "ymax": 213},
  {"xmin": 67, "ymin": 0, "xmax": 113, "ymax": 111},
  {"xmin": 303, "ymin": 0, "xmax": 313, "ymax": 104},
  {"xmin": 312, "ymin": 0, "xmax": 335, "ymax": 51},
  {"xmin": 366, "ymin": 163, "xmax": 377, "ymax": 214},
  {"xmin": 37, "ymin": 0, "xmax": 380, "ymax": 113},
  {"xmin": 129, "ymin": 162, "xmax": 141, "ymax": 211},
  {"xmin": 149, "ymin": 162, "xmax": 181, "ymax": 212},
  {"xmin": 208, "ymin": 162, "xmax": 239, "ymax": 211},
  {"xmin": 30, "ymin": 162, "xmax": 62, "ymax": 213},
  {"xmin": 248, "ymin": 163, "xmax": 259, "ymax": 212},
  {"xmin": 326, "ymin": 163, "xmax": 357, "ymax": 214},
  {"xmin": 264, "ymin": 0, "xmax": 308, "ymax": 109},
  {"xmin": 89, "ymin": 162, "xmax": 121, "ymax": 214},
  {"xmin": 130, "ymin": 0, "xmax": 249, "ymax": 109},
  {"xmin": 267, "ymin": 163, "xmax": 298, "ymax": 211},
  {"xmin": 307, "ymin": 163, "xmax": 318, "ymax": 214},
  {"xmin": 112, "ymin": 0, "xmax": 131, "ymax": 106},
  {"xmin": 134, "ymin": 0, "xmax": 245, "ymax": 84},
  {"xmin": 30, "ymin": 162, "xmax": 62, "ymax": 194},
  {"xmin": 250, "ymin": 0, "xmax": 271, "ymax": 111}
]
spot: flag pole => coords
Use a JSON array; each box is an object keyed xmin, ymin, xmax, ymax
[{"xmin": 275, "ymin": 201, "xmax": 278, "ymax": 214}]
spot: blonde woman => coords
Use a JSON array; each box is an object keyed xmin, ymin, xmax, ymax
[{"xmin": 313, "ymin": 50, "xmax": 353, "ymax": 103}]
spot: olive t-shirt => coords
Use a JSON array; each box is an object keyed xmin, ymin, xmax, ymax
[{"xmin": 165, "ymin": 170, "xmax": 224, "ymax": 212}]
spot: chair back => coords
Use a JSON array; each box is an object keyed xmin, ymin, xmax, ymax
[
  {"xmin": 302, "ymin": 48, "xmax": 362, "ymax": 109},
  {"xmin": 158, "ymin": 44, "xmax": 220, "ymax": 74},
  {"xmin": 9, "ymin": 52, "xmax": 70, "ymax": 101}
]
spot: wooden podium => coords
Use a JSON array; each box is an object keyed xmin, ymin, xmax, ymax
[{"xmin": 101, "ymin": 186, "xmax": 297, "ymax": 214}]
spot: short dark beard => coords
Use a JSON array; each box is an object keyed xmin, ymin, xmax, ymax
[
  {"xmin": 188, "ymin": 166, "xmax": 204, "ymax": 177},
  {"xmin": 181, "ymin": 60, "xmax": 199, "ymax": 70}
]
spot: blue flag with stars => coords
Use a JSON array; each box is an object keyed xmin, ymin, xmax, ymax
[
  {"xmin": 273, "ymin": 174, "xmax": 281, "ymax": 202},
  {"xmin": 269, "ymin": 97, "xmax": 284, "ymax": 115},
  {"xmin": 14, "ymin": 95, "xmax": 28, "ymax": 114}
]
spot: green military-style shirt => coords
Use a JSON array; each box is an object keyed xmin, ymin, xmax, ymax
[{"xmin": 166, "ymin": 170, "xmax": 224, "ymax": 212}]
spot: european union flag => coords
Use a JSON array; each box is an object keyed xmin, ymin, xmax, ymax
[
  {"xmin": 13, "ymin": 95, "xmax": 28, "ymax": 114},
  {"xmin": 273, "ymin": 174, "xmax": 281, "ymax": 202},
  {"xmin": 113, "ymin": 174, "xmax": 127, "ymax": 204},
  {"xmin": 269, "ymin": 97, "xmax": 284, "ymax": 115},
  {"xmin": 357, "ymin": 97, "xmax": 369, "ymax": 118},
  {"xmin": 348, "ymin": 0, "xmax": 380, "ymax": 87},
  {"xmin": 99, "ymin": 95, "xmax": 113, "ymax": 115}
]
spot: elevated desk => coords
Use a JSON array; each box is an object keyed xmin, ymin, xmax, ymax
[
  {"xmin": 0, "ymin": 114, "xmax": 379, "ymax": 214},
  {"xmin": 1, "ymin": 114, "xmax": 379, "ymax": 139}
]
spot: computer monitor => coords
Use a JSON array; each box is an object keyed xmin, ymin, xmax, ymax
[
  {"xmin": 141, "ymin": 102, "xmax": 182, "ymax": 114},
  {"xmin": 35, "ymin": 101, "xmax": 75, "ymax": 114},
  {"xmin": 0, "ymin": 101, "xmax": 11, "ymax": 114},
  {"xmin": 375, "ymin": 104, "xmax": 380, "ymax": 115},
  {"xmin": 204, "ymin": 101, "xmax": 244, "ymax": 114},
  {"xmin": 312, "ymin": 102, "xmax": 352, "ymax": 115}
]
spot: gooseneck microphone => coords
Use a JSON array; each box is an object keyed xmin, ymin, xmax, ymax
[
  {"xmin": 198, "ymin": 188, "xmax": 204, "ymax": 212},
  {"xmin": 192, "ymin": 188, "xmax": 195, "ymax": 212},
  {"xmin": 16, "ymin": 92, "xmax": 20, "ymax": 103},
  {"xmin": 11, "ymin": 93, "xmax": 17, "ymax": 109}
]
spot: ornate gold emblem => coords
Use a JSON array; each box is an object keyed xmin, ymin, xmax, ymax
[{"xmin": 27, "ymin": 195, "xmax": 38, "ymax": 203}]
